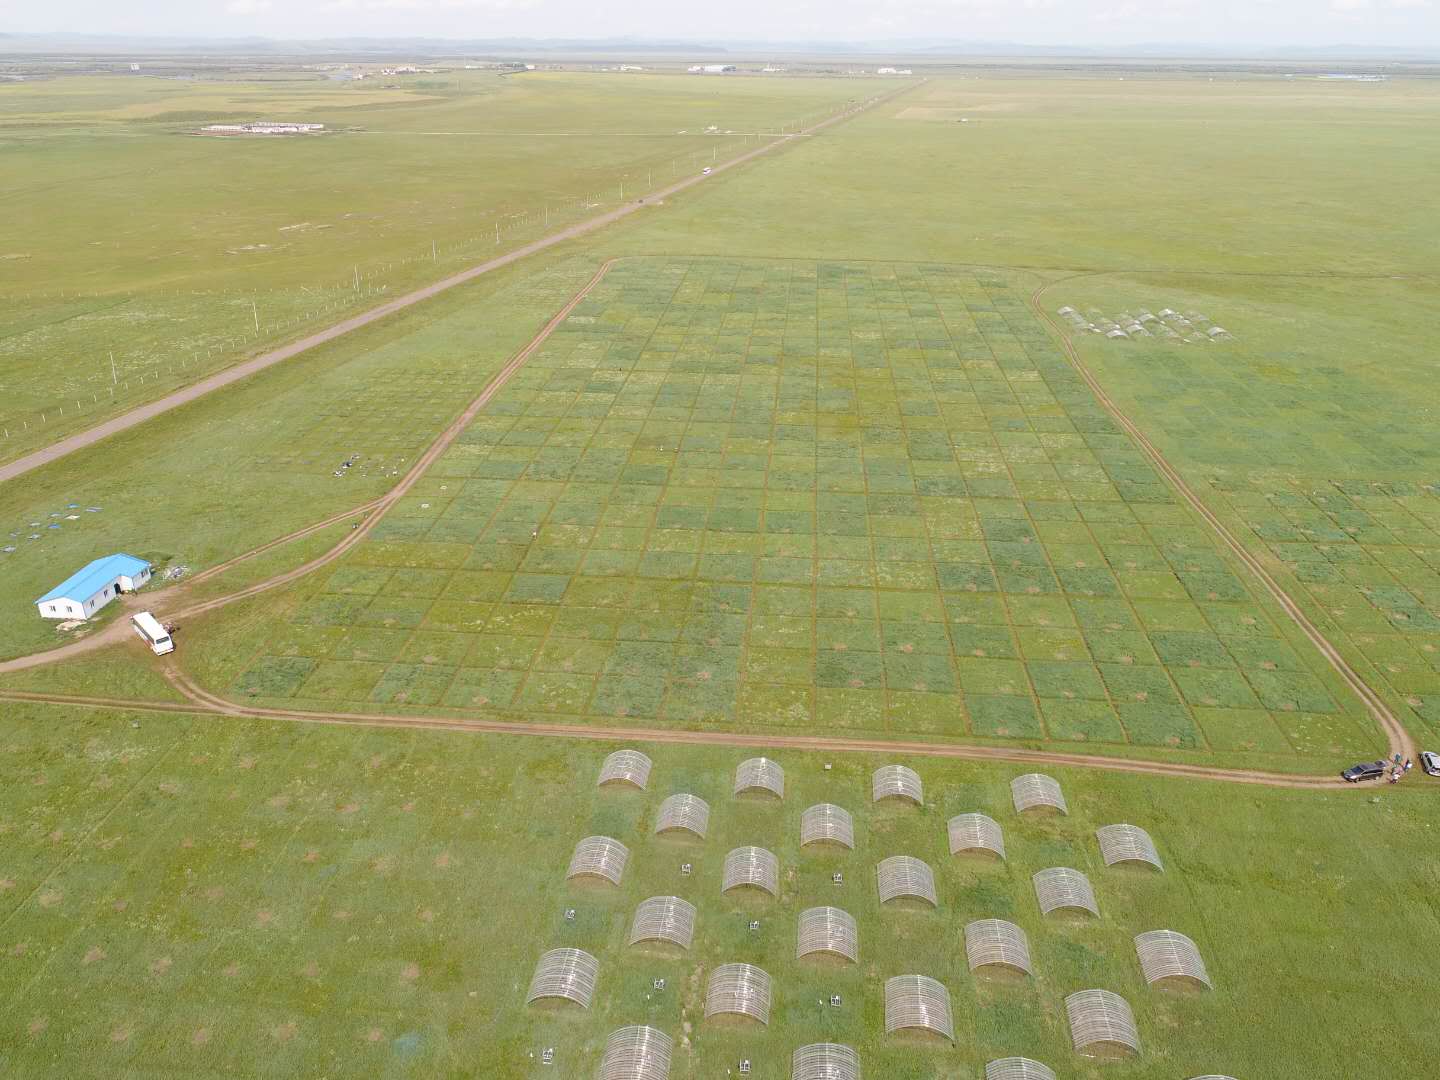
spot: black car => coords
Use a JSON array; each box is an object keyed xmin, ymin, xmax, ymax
[
  {"xmin": 1421, "ymin": 751, "xmax": 1440, "ymax": 777},
  {"xmin": 1341, "ymin": 760, "xmax": 1387, "ymax": 783}
]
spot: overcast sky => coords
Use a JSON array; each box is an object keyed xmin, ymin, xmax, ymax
[{"xmin": 4, "ymin": 0, "xmax": 1438, "ymax": 48}]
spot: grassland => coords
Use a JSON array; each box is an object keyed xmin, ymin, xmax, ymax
[
  {"xmin": 0, "ymin": 700, "xmax": 1433, "ymax": 1078},
  {"xmin": 155, "ymin": 256, "xmax": 1376, "ymax": 773},
  {"xmin": 610, "ymin": 74, "xmax": 1440, "ymax": 274},
  {"xmin": 0, "ymin": 69, "xmax": 864, "ymax": 459},
  {"xmin": 1, "ymin": 65, "xmax": 1437, "ymax": 1080}
]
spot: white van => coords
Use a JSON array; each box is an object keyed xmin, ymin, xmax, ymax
[{"xmin": 131, "ymin": 611, "xmax": 174, "ymax": 655}]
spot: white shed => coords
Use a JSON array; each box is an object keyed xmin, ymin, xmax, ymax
[{"xmin": 35, "ymin": 553, "xmax": 152, "ymax": 621}]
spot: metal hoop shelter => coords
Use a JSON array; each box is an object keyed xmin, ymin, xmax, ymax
[
  {"xmin": 792, "ymin": 1043, "xmax": 860, "ymax": 1080},
  {"xmin": 947, "ymin": 813, "xmax": 1006, "ymax": 860},
  {"xmin": 597, "ymin": 750, "xmax": 652, "ymax": 791},
  {"xmin": 1064, "ymin": 989, "xmax": 1141, "ymax": 1057},
  {"xmin": 1135, "ymin": 930, "xmax": 1213, "ymax": 990},
  {"xmin": 883, "ymin": 975, "xmax": 954, "ymax": 1041},
  {"xmin": 703, "ymin": 963, "xmax": 772, "ymax": 1025},
  {"xmin": 627, "ymin": 896, "xmax": 697, "ymax": 952},
  {"xmin": 984, "ymin": 1059, "xmax": 1057, "ymax": 1080},
  {"xmin": 1097, "ymin": 824, "xmax": 1163, "ymax": 871},
  {"xmin": 722, "ymin": 846, "xmax": 780, "ymax": 896},
  {"xmin": 796, "ymin": 906, "xmax": 859, "ymax": 963},
  {"xmin": 526, "ymin": 948, "xmax": 599, "ymax": 1008},
  {"xmin": 876, "ymin": 855, "xmax": 938, "ymax": 907},
  {"xmin": 654, "ymin": 794, "xmax": 710, "ymax": 839},
  {"xmin": 1010, "ymin": 773, "xmax": 1068, "ymax": 815},
  {"xmin": 734, "ymin": 757, "xmax": 785, "ymax": 799},
  {"xmin": 597, "ymin": 1025, "xmax": 673, "ymax": 1080},
  {"xmin": 1032, "ymin": 867, "xmax": 1099, "ymax": 917},
  {"xmin": 566, "ymin": 835, "xmax": 630, "ymax": 886},
  {"xmin": 963, "ymin": 919, "xmax": 1033, "ymax": 977},
  {"xmin": 872, "ymin": 765, "xmax": 923, "ymax": 805},
  {"xmin": 801, "ymin": 803, "xmax": 856, "ymax": 849}
]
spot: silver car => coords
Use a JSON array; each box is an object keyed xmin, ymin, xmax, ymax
[{"xmin": 1421, "ymin": 751, "xmax": 1440, "ymax": 777}]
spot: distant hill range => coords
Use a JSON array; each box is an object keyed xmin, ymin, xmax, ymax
[{"xmin": 1, "ymin": 32, "xmax": 1436, "ymax": 63}]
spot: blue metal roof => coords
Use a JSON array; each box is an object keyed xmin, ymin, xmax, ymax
[{"xmin": 36, "ymin": 553, "xmax": 150, "ymax": 605}]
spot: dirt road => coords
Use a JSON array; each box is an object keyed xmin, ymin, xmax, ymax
[
  {"xmin": 0, "ymin": 672, "xmax": 1355, "ymax": 789},
  {"xmin": 0, "ymin": 89, "xmax": 903, "ymax": 487}
]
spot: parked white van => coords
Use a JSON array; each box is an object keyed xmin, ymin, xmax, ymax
[{"xmin": 131, "ymin": 611, "xmax": 174, "ymax": 655}]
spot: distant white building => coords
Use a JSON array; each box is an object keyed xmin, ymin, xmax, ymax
[
  {"xmin": 619, "ymin": 64, "xmax": 644, "ymax": 72},
  {"xmin": 202, "ymin": 121, "xmax": 326, "ymax": 136},
  {"xmin": 693, "ymin": 64, "xmax": 737, "ymax": 74},
  {"xmin": 35, "ymin": 553, "xmax": 152, "ymax": 621}
]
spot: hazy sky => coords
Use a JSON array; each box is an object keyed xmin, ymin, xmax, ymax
[{"xmin": 4, "ymin": 0, "xmax": 1438, "ymax": 48}]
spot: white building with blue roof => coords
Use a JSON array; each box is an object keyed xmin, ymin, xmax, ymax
[{"xmin": 35, "ymin": 553, "xmax": 152, "ymax": 621}]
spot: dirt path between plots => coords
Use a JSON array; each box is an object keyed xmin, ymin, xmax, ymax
[
  {"xmin": 0, "ymin": 87, "xmax": 907, "ymax": 486},
  {"xmin": 0, "ymin": 671, "xmax": 1356, "ymax": 789},
  {"xmin": 1028, "ymin": 276, "xmax": 1416, "ymax": 766}
]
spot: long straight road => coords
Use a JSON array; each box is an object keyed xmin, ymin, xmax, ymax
[{"xmin": 0, "ymin": 87, "xmax": 906, "ymax": 487}]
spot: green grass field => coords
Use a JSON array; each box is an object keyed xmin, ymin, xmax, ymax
[
  {"xmin": 1, "ymin": 63, "xmax": 1438, "ymax": 1080},
  {"xmin": 0, "ymin": 70, "xmax": 864, "ymax": 459},
  {"xmin": 0, "ymin": 701, "xmax": 1434, "ymax": 1078}
]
